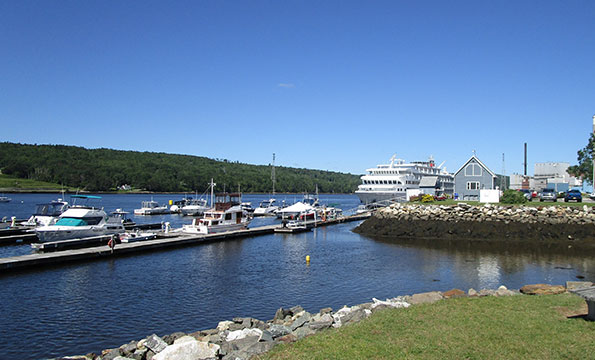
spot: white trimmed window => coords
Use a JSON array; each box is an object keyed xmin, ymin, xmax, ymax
[
  {"xmin": 467, "ymin": 181, "xmax": 480, "ymax": 190},
  {"xmin": 465, "ymin": 163, "xmax": 482, "ymax": 176}
]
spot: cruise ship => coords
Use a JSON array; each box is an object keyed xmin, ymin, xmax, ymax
[{"xmin": 355, "ymin": 155, "xmax": 454, "ymax": 204}]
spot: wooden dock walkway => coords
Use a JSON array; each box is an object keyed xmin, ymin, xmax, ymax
[{"xmin": 0, "ymin": 213, "xmax": 370, "ymax": 273}]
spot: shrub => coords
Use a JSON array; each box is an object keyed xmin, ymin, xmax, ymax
[
  {"xmin": 421, "ymin": 194, "xmax": 434, "ymax": 203},
  {"xmin": 500, "ymin": 189, "xmax": 527, "ymax": 204}
]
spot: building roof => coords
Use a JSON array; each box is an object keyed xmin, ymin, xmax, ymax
[
  {"xmin": 454, "ymin": 155, "xmax": 496, "ymax": 178},
  {"xmin": 419, "ymin": 176, "xmax": 438, "ymax": 187}
]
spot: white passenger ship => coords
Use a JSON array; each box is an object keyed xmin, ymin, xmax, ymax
[{"xmin": 355, "ymin": 155, "xmax": 454, "ymax": 204}]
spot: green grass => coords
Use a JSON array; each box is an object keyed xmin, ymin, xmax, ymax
[
  {"xmin": 0, "ymin": 174, "xmax": 72, "ymax": 191},
  {"xmin": 416, "ymin": 199, "xmax": 595, "ymax": 208},
  {"xmin": 261, "ymin": 294, "xmax": 595, "ymax": 360}
]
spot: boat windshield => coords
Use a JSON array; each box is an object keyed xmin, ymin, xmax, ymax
[
  {"xmin": 55, "ymin": 217, "xmax": 103, "ymax": 226},
  {"xmin": 34, "ymin": 203, "xmax": 65, "ymax": 216}
]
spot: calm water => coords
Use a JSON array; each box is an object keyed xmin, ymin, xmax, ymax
[{"xmin": 0, "ymin": 194, "xmax": 593, "ymax": 359}]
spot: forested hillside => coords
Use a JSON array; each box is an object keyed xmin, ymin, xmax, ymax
[{"xmin": 0, "ymin": 143, "xmax": 360, "ymax": 193}]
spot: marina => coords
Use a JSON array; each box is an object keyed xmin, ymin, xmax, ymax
[
  {"xmin": 0, "ymin": 213, "xmax": 371, "ymax": 272},
  {"xmin": 0, "ymin": 193, "xmax": 594, "ymax": 359}
]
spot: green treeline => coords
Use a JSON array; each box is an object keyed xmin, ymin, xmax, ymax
[{"xmin": 0, "ymin": 142, "xmax": 361, "ymax": 193}]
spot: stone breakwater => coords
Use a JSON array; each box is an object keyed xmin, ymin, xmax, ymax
[
  {"xmin": 354, "ymin": 203, "xmax": 595, "ymax": 250},
  {"xmin": 54, "ymin": 282, "xmax": 594, "ymax": 360}
]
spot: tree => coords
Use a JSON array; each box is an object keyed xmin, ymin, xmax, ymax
[{"xmin": 568, "ymin": 133, "xmax": 595, "ymax": 185}]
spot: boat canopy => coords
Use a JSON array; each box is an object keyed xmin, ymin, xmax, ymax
[{"xmin": 71, "ymin": 195, "xmax": 102, "ymax": 199}]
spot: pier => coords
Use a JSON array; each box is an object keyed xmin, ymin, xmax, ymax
[{"xmin": 0, "ymin": 213, "xmax": 370, "ymax": 273}]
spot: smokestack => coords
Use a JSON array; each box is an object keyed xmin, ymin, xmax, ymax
[{"xmin": 524, "ymin": 143, "xmax": 527, "ymax": 176}]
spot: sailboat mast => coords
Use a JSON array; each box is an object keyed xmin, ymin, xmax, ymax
[
  {"xmin": 272, "ymin": 153, "xmax": 276, "ymax": 195},
  {"xmin": 209, "ymin": 178, "xmax": 215, "ymax": 208}
]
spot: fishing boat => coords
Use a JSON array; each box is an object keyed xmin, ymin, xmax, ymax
[
  {"xmin": 180, "ymin": 187, "xmax": 250, "ymax": 234},
  {"xmin": 134, "ymin": 200, "xmax": 170, "ymax": 215},
  {"xmin": 35, "ymin": 195, "xmax": 125, "ymax": 242}
]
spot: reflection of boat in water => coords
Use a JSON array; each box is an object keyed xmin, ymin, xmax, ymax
[
  {"xmin": 180, "ymin": 192, "xmax": 250, "ymax": 234},
  {"xmin": 35, "ymin": 195, "xmax": 125, "ymax": 242},
  {"xmin": 134, "ymin": 200, "xmax": 170, "ymax": 215},
  {"xmin": 22, "ymin": 199, "xmax": 70, "ymax": 227},
  {"xmin": 253, "ymin": 199, "xmax": 279, "ymax": 216}
]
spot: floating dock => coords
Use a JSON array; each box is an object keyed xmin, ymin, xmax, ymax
[{"xmin": 0, "ymin": 213, "xmax": 371, "ymax": 273}]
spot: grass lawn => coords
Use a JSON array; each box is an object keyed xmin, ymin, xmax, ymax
[
  {"xmin": 0, "ymin": 174, "xmax": 72, "ymax": 191},
  {"xmin": 415, "ymin": 199, "xmax": 595, "ymax": 208},
  {"xmin": 261, "ymin": 293, "xmax": 594, "ymax": 360}
]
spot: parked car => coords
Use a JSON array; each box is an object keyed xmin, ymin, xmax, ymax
[
  {"xmin": 539, "ymin": 189, "xmax": 557, "ymax": 202},
  {"xmin": 518, "ymin": 189, "xmax": 532, "ymax": 201},
  {"xmin": 564, "ymin": 189, "xmax": 582, "ymax": 203}
]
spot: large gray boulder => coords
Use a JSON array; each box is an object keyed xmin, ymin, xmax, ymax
[
  {"xmin": 268, "ymin": 324, "xmax": 291, "ymax": 338},
  {"xmin": 409, "ymin": 291, "xmax": 443, "ymax": 305},
  {"xmin": 290, "ymin": 312, "xmax": 312, "ymax": 330},
  {"xmin": 143, "ymin": 334, "xmax": 168, "ymax": 354},
  {"xmin": 153, "ymin": 336, "xmax": 220, "ymax": 360}
]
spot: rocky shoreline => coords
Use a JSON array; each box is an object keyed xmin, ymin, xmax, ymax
[
  {"xmin": 53, "ymin": 282, "xmax": 594, "ymax": 360},
  {"xmin": 354, "ymin": 203, "xmax": 595, "ymax": 251}
]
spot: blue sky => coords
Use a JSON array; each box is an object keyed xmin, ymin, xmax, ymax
[{"xmin": 1, "ymin": 1, "xmax": 594, "ymax": 176}]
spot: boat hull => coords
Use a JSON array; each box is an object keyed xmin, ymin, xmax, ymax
[
  {"xmin": 35, "ymin": 226, "xmax": 124, "ymax": 242},
  {"xmin": 355, "ymin": 191, "xmax": 407, "ymax": 204},
  {"xmin": 181, "ymin": 222, "xmax": 248, "ymax": 234}
]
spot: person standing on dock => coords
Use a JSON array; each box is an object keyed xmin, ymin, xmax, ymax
[{"xmin": 108, "ymin": 234, "xmax": 117, "ymax": 253}]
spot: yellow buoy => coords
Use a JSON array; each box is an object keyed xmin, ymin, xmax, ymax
[
  {"xmin": 169, "ymin": 200, "xmax": 173, "ymax": 205},
  {"xmin": 306, "ymin": 255, "xmax": 310, "ymax": 264}
]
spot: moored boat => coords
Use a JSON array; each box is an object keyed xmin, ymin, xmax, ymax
[
  {"xmin": 180, "ymin": 193, "xmax": 250, "ymax": 234},
  {"xmin": 134, "ymin": 200, "xmax": 170, "ymax": 215},
  {"xmin": 253, "ymin": 199, "xmax": 279, "ymax": 216},
  {"xmin": 355, "ymin": 155, "xmax": 454, "ymax": 205},
  {"xmin": 35, "ymin": 195, "xmax": 125, "ymax": 242},
  {"xmin": 22, "ymin": 199, "xmax": 70, "ymax": 227}
]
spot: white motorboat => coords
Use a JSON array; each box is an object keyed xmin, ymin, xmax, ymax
[
  {"xmin": 275, "ymin": 201, "xmax": 316, "ymax": 220},
  {"xmin": 134, "ymin": 200, "xmax": 170, "ymax": 215},
  {"xmin": 119, "ymin": 230, "xmax": 157, "ymax": 243},
  {"xmin": 35, "ymin": 195, "xmax": 125, "ymax": 242},
  {"xmin": 253, "ymin": 199, "xmax": 279, "ymax": 216},
  {"xmin": 180, "ymin": 192, "xmax": 250, "ymax": 234},
  {"xmin": 22, "ymin": 199, "xmax": 70, "ymax": 227},
  {"xmin": 180, "ymin": 198, "xmax": 209, "ymax": 216},
  {"xmin": 241, "ymin": 202, "xmax": 254, "ymax": 214},
  {"xmin": 355, "ymin": 155, "xmax": 454, "ymax": 205},
  {"xmin": 0, "ymin": 195, "xmax": 11, "ymax": 203}
]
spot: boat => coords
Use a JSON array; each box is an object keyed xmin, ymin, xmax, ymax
[
  {"xmin": 275, "ymin": 201, "xmax": 317, "ymax": 220},
  {"xmin": 180, "ymin": 192, "xmax": 250, "ymax": 234},
  {"xmin": 134, "ymin": 200, "xmax": 170, "ymax": 215},
  {"xmin": 119, "ymin": 230, "xmax": 157, "ymax": 243},
  {"xmin": 22, "ymin": 199, "xmax": 70, "ymax": 227},
  {"xmin": 179, "ymin": 198, "xmax": 209, "ymax": 216},
  {"xmin": 35, "ymin": 195, "xmax": 125, "ymax": 242},
  {"xmin": 355, "ymin": 155, "xmax": 454, "ymax": 205},
  {"xmin": 241, "ymin": 202, "xmax": 254, "ymax": 214},
  {"xmin": 0, "ymin": 195, "xmax": 11, "ymax": 203},
  {"xmin": 170, "ymin": 197, "xmax": 192, "ymax": 213},
  {"xmin": 253, "ymin": 199, "xmax": 279, "ymax": 216}
]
